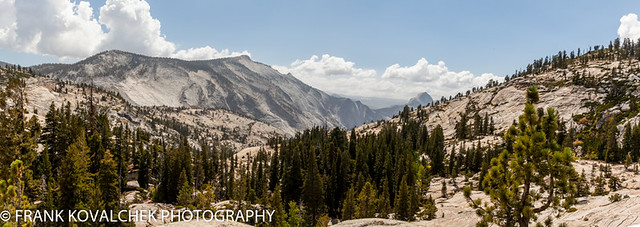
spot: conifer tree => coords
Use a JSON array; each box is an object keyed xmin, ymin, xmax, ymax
[
  {"xmin": 341, "ymin": 187, "xmax": 356, "ymax": 220},
  {"xmin": 474, "ymin": 86, "xmax": 576, "ymax": 226},
  {"xmin": 394, "ymin": 177, "xmax": 412, "ymax": 221},
  {"xmin": 57, "ymin": 135, "xmax": 93, "ymax": 211},
  {"xmin": 441, "ymin": 179, "xmax": 447, "ymax": 198},
  {"xmin": 138, "ymin": 148, "xmax": 151, "ymax": 189},
  {"xmin": 301, "ymin": 147, "xmax": 324, "ymax": 224},
  {"xmin": 418, "ymin": 195, "xmax": 437, "ymax": 220},
  {"xmin": 287, "ymin": 201, "xmax": 302, "ymax": 227},
  {"xmin": 429, "ymin": 125, "xmax": 445, "ymax": 176},
  {"xmin": 593, "ymin": 173, "xmax": 606, "ymax": 196},
  {"xmin": 269, "ymin": 149, "xmax": 280, "ymax": 191},
  {"xmin": 1, "ymin": 160, "xmax": 33, "ymax": 227},
  {"xmin": 378, "ymin": 179, "xmax": 391, "ymax": 218},
  {"xmin": 609, "ymin": 176, "xmax": 620, "ymax": 192},
  {"xmin": 97, "ymin": 150, "xmax": 119, "ymax": 211},
  {"xmin": 355, "ymin": 181, "xmax": 377, "ymax": 218},
  {"xmin": 270, "ymin": 186, "xmax": 287, "ymax": 227},
  {"xmin": 177, "ymin": 169, "xmax": 193, "ymax": 207},
  {"xmin": 282, "ymin": 146, "xmax": 302, "ymax": 204},
  {"xmin": 576, "ymin": 170, "xmax": 590, "ymax": 197},
  {"xmin": 625, "ymin": 152, "xmax": 633, "ymax": 171},
  {"xmin": 36, "ymin": 148, "xmax": 53, "ymax": 186}
]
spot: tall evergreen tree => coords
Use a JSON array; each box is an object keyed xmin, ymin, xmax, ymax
[
  {"xmin": 341, "ymin": 187, "xmax": 356, "ymax": 221},
  {"xmin": 57, "ymin": 134, "xmax": 93, "ymax": 211},
  {"xmin": 282, "ymin": 146, "xmax": 302, "ymax": 204},
  {"xmin": 138, "ymin": 148, "xmax": 151, "ymax": 189},
  {"xmin": 473, "ymin": 86, "xmax": 576, "ymax": 226},
  {"xmin": 269, "ymin": 186, "xmax": 287, "ymax": 227},
  {"xmin": 429, "ymin": 125, "xmax": 445, "ymax": 176},
  {"xmin": 177, "ymin": 169, "xmax": 193, "ymax": 206},
  {"xmin": 287, "ymin": 201, "xmax": 302, "ymax": 227},
  {"xmin": 97, "ymin": 150, "xmax": 119, "ymax": 211},
  {"xmin": 301, "ymin": 147, "xmax": 324, "ymax": 225},
  {"xmin": 355, "ymin": 181, "xmax": 377, "ymax": 218},
  {"xmin": 394, "ymin": 177, "xmax": 412, "ymax": 221}
]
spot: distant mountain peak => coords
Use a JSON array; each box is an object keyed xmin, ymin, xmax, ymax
[{"xmin": 408, "ymin": 92, "xmax": 433, "ymax": 107}]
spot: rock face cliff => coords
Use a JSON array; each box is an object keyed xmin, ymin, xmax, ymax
[{"xmin": 34, "ymin": 50, "xmax": 382, "ymax": 134}]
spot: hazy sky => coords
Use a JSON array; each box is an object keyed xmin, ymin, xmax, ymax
[{"xmin": 1, "ymin": 0, "xmax": 639, "ymax": 100}]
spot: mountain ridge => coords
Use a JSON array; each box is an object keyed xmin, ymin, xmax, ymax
[{"xmin": 33, "ymin": 50, "xmax": 383, "ymax": 134}]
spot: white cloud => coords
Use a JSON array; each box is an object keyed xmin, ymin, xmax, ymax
[
  {"xmin": 618, "ymin": 13, "xmax": 640, "ymax": 41},
  {"xmin": 5, "ymin": 0, "xmax": 105, "ymax": 59},
  {"xmin": 0, "ymin": 0, "xmax": 248, "ymax": 60},
  {"xmin": 278, "ymin": 54, "xmax": 376, "ymax": 78},
  {"xmin": 0, "ymin": 0, "xmax": 17, "ymax": 48},
  {"xmin": 99, "ymin": 0, "xmax": 174, "ymax": 57},
  {"xmin": 172, "ymin": 46, "xmax": 251, "ymax": 60},
  {"xmin": 381, "ymin": 58, "xmax": 502, "ymax": 98},
  {"xmin": 275, "ymin": 55, "xmax": 500, "ymax": 101}
]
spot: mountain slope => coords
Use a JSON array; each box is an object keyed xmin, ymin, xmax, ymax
[
  {"xmin": 20, "ymin": 75, "xmax": 282, "ymax": 152},
  {"xmin": 359, "ymin": 59, "xmax": 640, "ymax": 141},
  {"xmin": 33, "ymin": 50, "xmax": 382, "ymax": 134}
]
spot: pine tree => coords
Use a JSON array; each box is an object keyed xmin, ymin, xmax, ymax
[
  {"xmin": 418, "ymin": 195, "xmax": 437, "ymax": 220},
  {"xmin": 87, "ymin": 131, "xmax": 105, "ymax": 174},
  {"xmin": 138, "ymin": 148, "xmax": 151, "ymax": 189},
  {"xmin": 593, "ymin": 173, "xmax": 606, "ymax": 196},
  {"xmin": 97, "ymin": 150, "xmax": 119, "ymax": 211},
  {"xmin": 269, "ymin": 149, "xmax": 280, "ymax": 191},
  {"xmin": 483, "ymin": 113, "xmax": 490, "ymax": 135},
  {"xmin": 576, "ymin": 170, "xmax": 590, "ymax": 197},
  {"xmin": 177, "ymin": 169, "xmax": 193, "ymax": 207},
  {"xmin": 448, "ymin": 145, "xmax": 456, "ymax": 176},
  {"xmin": 455, "ymin": 113, "xmax": 468, "ymax": 139},
  {"xmin": 341, "ymin": 187, "xmax": 356, "ymax": 220},
  {"xmin": 625, "ymin": 152, "xmax": 633, "ymax": 171},
  {"xmin": 57, "ymin": 135, "xmax": 93, "ymax": 211},
  {"xmin": 378, "ymin": 180, "xmax": 391, "ymax": 219},
  {"xmin": 474, "ymin": 113, "xmax": 482, "ymax": 137},
  {"xmin": 429, "ymin": 125, "xmax": 446, "ymax": 176},
  {"xmin": 195, "ymin": 184, "xmax": 215, "ymax": 210},
  {"xmin": 355, "ymin": 181, "xmax": 377, "ymax": 218},
  {"xmin": 287, "ymin": 201, "xmax": 302, "ymax": 227},
  {"xmin": 270, "ymin": 186, "xmax": 287, "ymax": 227},
  {"xmin": 301, "ymin": 147, "xmax": 324, "ymax": 224},
  {"xmin": 476, "ymin": 86, "xmax": 576, "ymax": 226},
  {"xmin": 1, "ymin": 160, "xmax": 33, "ymax": 226},
  {"xmin": 605, "ymin": 122, "xmax": 621, "ymax": 162},
  {"xmin": 283, "ymin": 146, "xmax": 302, "ymax": 204},
  {"xmin": 622, "ymin": 124, "xmax": 632, "ymax": 160},
  {"xmin": 36, "ymin": 147, "xmax": 53, "ymax": 186},
  {"xmin": 394, "ymin": 177, "xmax": 412, "ymax": 221},
  {"xmin": 609, "ymin": 176, "xmax": 620, "ymax": 192}
]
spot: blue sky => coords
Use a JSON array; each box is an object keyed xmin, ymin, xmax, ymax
[{"xmin": 1, "ymin": 0, "xmax": 639, "ymax": 102}]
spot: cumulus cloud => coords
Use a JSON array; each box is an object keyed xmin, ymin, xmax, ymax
[
  {"xmin": 172, "ymin": 46, "xmax": 251, "ymax": 60},
  {"xmin": 0, "ymin": 0, "xmax": 248, "ymax": 60},
  {"xmin": 278, "ymin": 54, "xmax": 376, "ymax": 78},
  {"xmin": 275, "ymin": 55, "xmax": 500, "ymax": 101},
  {"xmin": 382, "ymin": 58, "xmax": 502, "ymax": 98},
  {"xmin": 618, "ymin": 13, "xmax": 640, "ymax": 41}
]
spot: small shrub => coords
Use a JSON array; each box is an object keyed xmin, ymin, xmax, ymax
[{"xmin": 609, "ymin": 193, "xmax": 622, "ymax": 202}]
